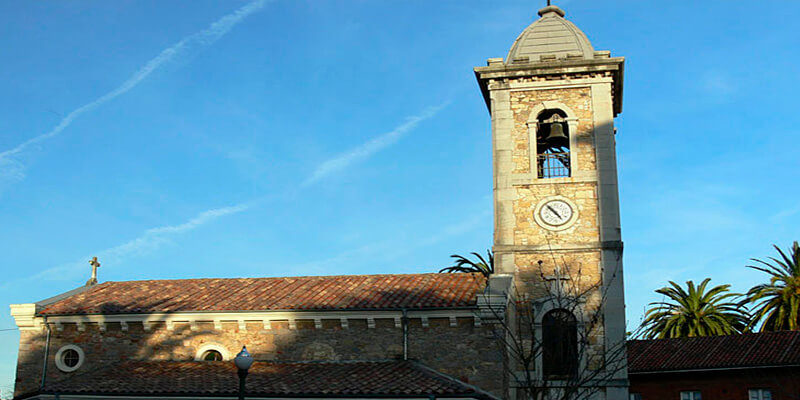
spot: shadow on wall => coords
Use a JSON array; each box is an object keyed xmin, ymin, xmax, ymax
[
  {"xmin": 15, "ymin": 302, "xmax": 215, "ymax": 398},
  {"xmin": 15, "ymin": 283, "xmax": 504, "ymax": 398}
]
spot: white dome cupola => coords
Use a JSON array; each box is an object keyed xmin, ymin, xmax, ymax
[{"xmin": 506, "ymin": 5, "xmax": 595, "ymax": 64}]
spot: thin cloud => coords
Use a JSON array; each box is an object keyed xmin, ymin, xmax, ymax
[
  {"xmin": 290, "ymin": 203, "xmax": 490, "ymax": 274},
  {"xmin": 11, "ymin": 202, "xmax": 251, "ymax": 286},
  {"xmin": 101, "ymin": 203, "xmax": 251, "ymax": 260},
  {"xmin": 303, "ymin": 103, "xmax": 449, "ymax": 186},
  {"xmin": 0, "ymin": 0, "xmax": 268, "ymax": 183},
  {"xmin": 96, "ymin": 103, "xmax": 450, "ymax": 273},
  {"xmin": 12, "ymin": 100, "xmax": 450, "ymax": 286},
  {"xmin": 771, "ymin": 204, "xmax": 800, "ymax": 221},
  {"xmin": 420, "ymin": 208, "xmax": 492, "ymax": 247},
  {"xmin": 702, "ymin": 71, "xmax": 735, "ymax": 95},
  {"xmin": 145, "ymin": 203, "xmax": 250, "ymax": 235}
]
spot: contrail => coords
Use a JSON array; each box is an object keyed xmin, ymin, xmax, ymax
[
  {"xmin": 0, "ymin": 0, "xmax": 268, "ymax": 178},
  {"xmin": 96, "ymin": 203, "xmax": 251, "ymax": 261},
  {"xmin": 17, "ymin": 202, "xmax": 252, "ymax": 285},
  {"xmin": 12, "ymin": 101, "xmax": 449, "ymax": 284},
  {"xmin": 303, "ymin": 103, "xmax": 449, "ymax": 186}
]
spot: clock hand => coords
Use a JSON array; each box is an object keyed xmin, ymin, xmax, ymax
[{"xmin": 546, "ymin": 205, "xmax": 562, "ymax": 219}]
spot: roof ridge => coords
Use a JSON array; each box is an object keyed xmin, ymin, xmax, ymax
[
  {"xmin": 98, "ymin": 271, "xmax": 470, "ymax": 284},
  {"xmin": 39, "ymin": 272, "xmax": 486, "ymax": 315}
]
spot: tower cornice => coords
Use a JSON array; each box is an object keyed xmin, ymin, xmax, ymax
[{"xmin": 474, "ymin": 56, "xmax": 624, "ymax": 116}]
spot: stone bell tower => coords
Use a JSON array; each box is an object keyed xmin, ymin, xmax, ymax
[{"xmin": 475, "ymin": 4, "xmax": 627, "ymax": 398}]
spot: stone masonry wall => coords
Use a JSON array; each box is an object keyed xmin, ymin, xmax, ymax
[
  {"xmin": 15, "ymin": 316, "xmax": 503, "ymax": 398},
  {"xmin": 496, "ymin": 81, "xmax": 611, "ymax": 383},
  {"xmin": 14, "ymin": 330, "xmax": 45, "ymax": 398},
  {"xmin": 507, "ymin": 85, "xmax": 600, "ymax": 245}
]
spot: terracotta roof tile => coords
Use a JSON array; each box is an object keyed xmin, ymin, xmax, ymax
[
  {"xmin": 39, "ymin": 273, "xmax": 486, "ymax": 315},
  {"xmin": 42, "ymin": 360, "xmax": 496, "ymax": 398},
  {"xmin": 628, "ymin": 331, "xmax": 800, "ymax": 373}
]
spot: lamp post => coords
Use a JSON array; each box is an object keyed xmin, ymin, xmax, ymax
[{"xmin": 234, "ymin": 346, "xmax": 254, "ymax": 400}]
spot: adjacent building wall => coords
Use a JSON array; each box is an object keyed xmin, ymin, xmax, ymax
[{"xmin": 630, "ymin": 367, "xmax": 800, "ymax": 400}]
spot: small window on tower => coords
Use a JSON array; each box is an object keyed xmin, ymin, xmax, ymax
[
  {"xmin": 536, "ymin": 110, "xmax": 570, "ymax": 178},
  {"xmin": 542, "ymin": 308, "xmax": 578, "ymax": 378}
]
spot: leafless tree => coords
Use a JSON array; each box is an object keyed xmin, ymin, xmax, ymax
[{"xmin": 475, "ymin": 259, "xmax": 629, "ymax": 400}]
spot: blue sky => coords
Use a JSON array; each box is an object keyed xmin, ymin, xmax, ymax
[{"xmin": 1, "ymin": 0, "xmax": 799, "ymax": 396}]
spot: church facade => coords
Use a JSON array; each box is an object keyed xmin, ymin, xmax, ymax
[{"xmin": 10, "ymin": 5, "xmax": 627, "ymax": 400}]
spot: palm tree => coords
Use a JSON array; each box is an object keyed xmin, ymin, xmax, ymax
[
  {"xmin": 639, "ymin": 278, "xmax": 748, "ymax": 339},
  {"xmin": 439, "ymin": 250, "xmax": 494, "ymax": 278},
  {"xmin": 744, "ymin": 241, "xmax": 800, "ymax": 332}
]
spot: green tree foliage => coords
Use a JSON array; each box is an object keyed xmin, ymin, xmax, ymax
[
  {"xmin": 439, "ymin": 250, "xmax": 494, "ymax": 278},
  {"xmin": 639, "ymin": 278, "xmax": 748, "ymax": 339},
  {"xmin": 745, "ymin": 241, "xmax": 800, "ymax": 331}
]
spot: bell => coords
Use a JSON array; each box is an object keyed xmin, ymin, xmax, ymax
[{"xmin": 545, "ymin": 122, "xmax": 568, "ymax": 143}]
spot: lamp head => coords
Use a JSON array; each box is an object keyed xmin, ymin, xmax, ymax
[{"xmin": 234, "ymin": 346, "xmax": 254, "ymax": 370}]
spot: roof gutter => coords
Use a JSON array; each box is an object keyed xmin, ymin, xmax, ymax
[
  {"xmin": 32, "ymin": 392, "xmax": 494, "ymax": 400},
  {"xmin": 40, "ymin": 315, "xmax": 51, "ymax": 391},
  {"xmin": 402, "ymin": 308, "xmax": 409, "ymax": 361}
]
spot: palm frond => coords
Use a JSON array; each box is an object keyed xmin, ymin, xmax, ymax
[
  {"xmin": 439, "ymin": 249, "xmax": 495, "ymax": 278},
  {"xmin": 639, "ymin": 278, "xmax": 747, "ymax": 339},
  {"xmin": 745, "ymin": 241, "xmax": 800, "ymax": 332}
]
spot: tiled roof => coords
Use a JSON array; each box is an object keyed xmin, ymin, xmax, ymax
[
  {"xmin": 41, "ymin": 360, "xmax": 496, "ymax": 399},
  {"xmin": 628, "ymin": 331, "xmax": 800, "ymax": 373},
  {"xmin": 39, "ymin": 273, "xmax": 485, "ymax": 315}
]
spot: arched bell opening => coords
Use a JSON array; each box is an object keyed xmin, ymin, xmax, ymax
[{"xmin": 536, "ymin": 109, "xmax": 570, "ymax": 178}]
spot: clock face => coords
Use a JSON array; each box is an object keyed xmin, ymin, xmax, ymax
[{"xmin": 539, "ymin": 200, "xmax": 574, "ymax": 227}]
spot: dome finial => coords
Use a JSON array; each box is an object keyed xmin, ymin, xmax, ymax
[
  {"xmin": 506, "ymin": 1, "xmax": 593, "ymax": 64},
  {"xmin": 538, "ymin": 3, "xmax": 565, "ymax": 18}
]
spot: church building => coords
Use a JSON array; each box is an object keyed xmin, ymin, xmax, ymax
[{"xmin": 10, "ymin": 5, "xmax": 628, "ymax": 400}]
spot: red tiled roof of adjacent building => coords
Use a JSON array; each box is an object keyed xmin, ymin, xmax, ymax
[
  {"xmin": 38, "ymin": 273, "xmax": 486, "ymax": 315},
  {"xmin": 627, "ymin": 331, "xmax": 800, "ymax": 373},
  {"xmin": 39, "ymin": 360, "xmax": 497, "ymax": 399}
]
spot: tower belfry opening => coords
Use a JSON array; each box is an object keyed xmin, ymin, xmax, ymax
[{"xmin": 536, "ymin": 109, "xmax": 570, "ymax": 178}]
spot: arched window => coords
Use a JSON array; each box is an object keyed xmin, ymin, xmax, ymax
[
  {"xmin": 536, "ymin": 110, "xmax": 570, "ymax": 178},
  {"xmin": 542, "ymin": 309, "xmax": 578, "ymax": 378},
  {"xmin": 194, "ymin": 344, "xmax": 229, "ymax": 361},
  {"xmin": 201, "ymin": 349, "xmax": 223, "ymax": 361}
]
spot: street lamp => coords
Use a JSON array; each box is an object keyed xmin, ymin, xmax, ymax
[{"xmin": 234, "ymin": 346, "xmax": 254, "ymax": 400}]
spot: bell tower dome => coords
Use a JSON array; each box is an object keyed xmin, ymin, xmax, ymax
[
  {"xmin": 475, "ymin": 4, "xmax": 627, "ymax": 399},
  {"xmin": 506, "ymin": 5, "xmax": 595, "ymax": 62}
]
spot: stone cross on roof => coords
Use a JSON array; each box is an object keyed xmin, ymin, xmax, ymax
[{"xmin": 85, "ymin": 256, "xmax": 100, "ymax": 286}]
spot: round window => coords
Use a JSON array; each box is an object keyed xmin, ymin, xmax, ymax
[
  {"xmin": 55, "ymin": 345, "xmax": 85, "ymax": 372},
  {"xmin": 62, "ymin": 349, "xmax": 80, "ymax": 367},
  {"xmin": 202, "ymin": 349, "xmax": 223, "ymax": 361},
  {"xmin": 194, "ymin": 344, "xmax": 229, "ymax": 361}
]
